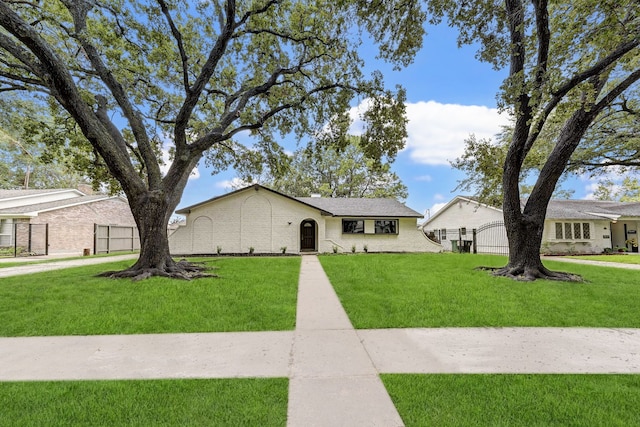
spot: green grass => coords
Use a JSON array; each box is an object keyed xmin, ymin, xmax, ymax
[
  {"xmin": 0, "ymin": 378, "xmax": 288, "ymax": 426},
  {"xmin": 382, "ymin": 374, "xmax": 640, "ymax": 426},
  {"xmin": 0, "ymin": 257, "xmax": 300, "ymax": 336},
  {"xmin": 570, "ymin": 254, "xmax": 640, "ymax": 265},
  {"xmin": 319, "ymin": 253, "xmax": 640, "ymax": 328}
]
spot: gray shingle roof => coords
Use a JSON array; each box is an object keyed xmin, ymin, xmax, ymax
[
  {"xmin": 0, "ymin": 195, "xmax": 112, "ymax": 215},
  {"xmin": 176, "ymin": 184, "xmax": 422, "ymax": 218},
  {"xmin": 0, "ymin": 188, "xmax": 73, "ymax": 198},
  {"xmin": 545, "ymin": 199, "xmax": 640, "ymax": 220},
  {"xmin": 296, "ymin": 197, "xmax": 422, "ymax": 217}
]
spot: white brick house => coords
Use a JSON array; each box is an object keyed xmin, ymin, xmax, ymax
[
  {"xmin": 169, "ymin": 184, "xmax": 442, "ymax": 254},
  {"xmin": 422, "ymin": 195, "xmax": 640, "ymax": 254},
  {"xmin": 0, "ymin": 188, "xmax": 136, "ymax": 256}
]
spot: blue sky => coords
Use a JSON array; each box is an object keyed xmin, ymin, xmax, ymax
[{"xmin": 175, "ymin": 23, "xmax": 596, "ymax": 220}]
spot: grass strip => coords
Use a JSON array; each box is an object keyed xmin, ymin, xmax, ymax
[
  {"xmin": 382, "ymin": 374, "xmax": 640, "ymax": 427},
  {"xmin": 319, "ymin": 253, "xmax": 640, "ymax": 328},
  {"xmin": 0, "ymin": 378, "xmax": 288, "ymax": 427},
  {"xmin": 0, "ymin": 257, "xmax": 299, "ymax": 336}
]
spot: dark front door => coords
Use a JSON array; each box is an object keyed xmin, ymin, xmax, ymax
[{"xmin": 301, "ymin": 220, "xmax": 316, "ymax": 251}]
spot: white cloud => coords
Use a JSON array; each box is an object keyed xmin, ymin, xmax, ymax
[
  {"xmin": 406, "ymin": 101, "xmax": 510, "ymax": 166},
  {"xmin": 348, "ymin": 99, "xmax": 509, "ymax": 166},
  {"xmin": 415, "ymin": 175, "xmax": 433, "ymax": 182},
  {"xmin": 215, "ymin": 177, "xmax": 253, "ymax": 190},
  {"xmin": 430, "ymin": 202, "xmax": 448, "ymax": 215},
  {"xmin": 580, "ymin": 169, "xmax": 627, "ymax": 200}
]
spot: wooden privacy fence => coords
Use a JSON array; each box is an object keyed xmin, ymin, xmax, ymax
[{"xmin": 94, "ymin": 224, "xmax": 140, "ymax": 254}]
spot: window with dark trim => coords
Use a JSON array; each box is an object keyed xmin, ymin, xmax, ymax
[
  {"xmin": 441, "ymin": 228, "xmax": 447, "ymax": 240},
  {"xmin": 342, "ymin": 219, "xmax": 364, "ymax": 234},
  {"xmin": 375, "ymin": 220, "xmax": 397, "ymax": 234},
  {"xmin": 555, "ymin": 222, "xmax": 592, "ymax": 240},
  {"xmin": 555, "ymin": 223, "xmax": 563, "ymax": 239}
]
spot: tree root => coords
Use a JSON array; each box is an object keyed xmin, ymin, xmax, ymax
[
  {"xmin": 97, "ymin": 259, "xmax": 217, "ymax": 281},
  {"xmin": 475, "ymin": 265, "xmax": 583, "ymax": 282}
]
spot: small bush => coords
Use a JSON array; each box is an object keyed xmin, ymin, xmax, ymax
[
  {"xmin": 249, "ymin": 246, "xmax": 255, "ymax": 254},
  {"xmin": 216, "ymin": 246, "xmax": 222, "ymax": 255},
  {"xmin": 280, "ymin": 246, "xmax": 287, "ymax": 254},
  {"xmin": 332, "ymin": 245, "xmax": 338, "ymax": 254},
  {"xmin": 363, "ymin": 245, "xmax": 368, "ymax": 253},
  {"xmin": 351, "ymin": 244, "xmax": 356, "ymax": 253}
]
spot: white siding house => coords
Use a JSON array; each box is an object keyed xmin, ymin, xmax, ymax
[
  {"xmin": 421, "ymin": 196, "xmax": 504, "ymax": 252},
  {"xmin": 169, "ymin": 184, "xmax": 442, "ymax": 254},
  {"xmin": 422, "ymin": 196, "xmax": 640, "ymax": 254}
]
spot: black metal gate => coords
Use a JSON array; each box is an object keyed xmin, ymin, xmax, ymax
[
  {"xmin": 474, "ymin": 221, "xmax": 508, "ymax": 255},
  {"xmin": 2, "ymin": 223, "xmax": 49, "ymax": 257}
]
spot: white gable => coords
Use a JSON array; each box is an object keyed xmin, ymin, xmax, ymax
[{"xmin": 423, "ymin": 196, "xmax": 503, "ymax": 231}]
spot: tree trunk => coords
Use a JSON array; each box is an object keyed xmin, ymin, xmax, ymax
[
  {"xmin": 98, "ymin": 187, "xmax": 211, "ymax": 280},
  {"xmin": 496, "ymin": 109, "xmax": 598, "ymax": 282},
  {"xmin": 495, "ymin": 198, "xmax": 579, "ymax": 281}
]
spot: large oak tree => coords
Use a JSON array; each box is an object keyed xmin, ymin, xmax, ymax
[
  {"xmin": 431, "ymin": 0, "xmax": 640, "ymax": 281},
  {"xmin": 0, "ymin": 0, "xmax": 424, "ymax": 279}
]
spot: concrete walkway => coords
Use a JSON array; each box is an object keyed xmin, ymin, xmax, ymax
[
  {"xmin": 542, "ymin": 255, "xmax": 640, "ymax": 270},
  {"xmin": 0, "ymin": 253, "xmax": 139, "ymax": 278},
  {"xmin": 1, "ymin": 255, "xmax": 640, "ymax": 426}
]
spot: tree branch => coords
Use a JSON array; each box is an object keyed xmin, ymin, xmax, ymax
[
  {"xmin": 173, "ymin": 0, "xmax": 236, "ymax": 154},
  {"xmin": 0, "ymin": 1, "xmax": 143, "ymax": 195},
  {"xmin": 157, "ymin": 0, "xmax": 190, "ymax": 93},
  {"xmin": 61, "ymin": 0, "xmax": 162, "ymax": 189},
  {"xmin": 524, "ymin": 40, "xmax": 640, "ymax": 157}
]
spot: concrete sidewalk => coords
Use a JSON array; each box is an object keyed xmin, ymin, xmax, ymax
[
  {"xmin": 287, "ymin": 255, "xmax": 404, "ymax": 426},
  {"xmin": 1, "ymin": 255, "xmax": 640, "ymax": 426},
  {"xmin": 0, "ymin": 253, "xmax": 138, "ymax": 278}
]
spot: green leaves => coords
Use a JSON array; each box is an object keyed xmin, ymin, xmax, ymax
[{"xmin": 261, "ymin": 135, "xmax": 409, "ymax": 200}]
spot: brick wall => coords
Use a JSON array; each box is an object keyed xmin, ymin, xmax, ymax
[{"xmin": 29, "ymin": 197, "xmax": 136, "ymax": 255}]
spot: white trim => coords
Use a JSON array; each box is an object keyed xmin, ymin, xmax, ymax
[
  {"xmin": 422, "ymin": 196, "xmax": 502, "ymax": 230},
  {"xmin": 584, "ymin": 212, "xmax": 621, "ymax": 222}
]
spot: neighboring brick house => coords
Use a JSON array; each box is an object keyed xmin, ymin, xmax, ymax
[
  {"xmin": 169, "ymin": 184, "xmax": 442, "ymax": 255},
  {"xmin": 0, "ymin": 187, "xmax": 136, "ymax": 256}
]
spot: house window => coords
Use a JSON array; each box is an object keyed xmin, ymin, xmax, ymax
[
  {"xmin": 441, "ymin": 228, "xmax": 447, "ymax": 240},
  {"xmin": 342, "ymin": 219, "xmax": 364, "ymax": 234},
  {"xmin": 573, "ymin": 223, "xmax": 582, "ymax": 240},
  {"xmin": 0, "ymin": 219, "xmax": 13, "ymax": 246},
  {"xmin": 555, "ymin": 222, "xmax": 592, "ymax": 240},
  {"xmin": 375, "ymin": 220, "xmax": 397, "ymax": 234},
  {"xmin": 564, "ymin": 223, "xmax": 572, "ymax": 239},
  {"xmin": 460, "ymin": 227, "xmax": 467, "ymax": 236}
]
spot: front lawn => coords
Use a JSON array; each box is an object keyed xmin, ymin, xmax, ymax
[
  {"xmin": 383, "ymin": 374, "xmax": 640, "ymax": 426},
  {"xmin": 0, "ymin": 257, "xmax": 300, "ymax": 336},
  {"xmin": 0, "ymin": 378, "xmax": 288, "ymax": 426},
  {"xmin": 319, "ymin": 253, "xmax": 640, "ymax": 328}
]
